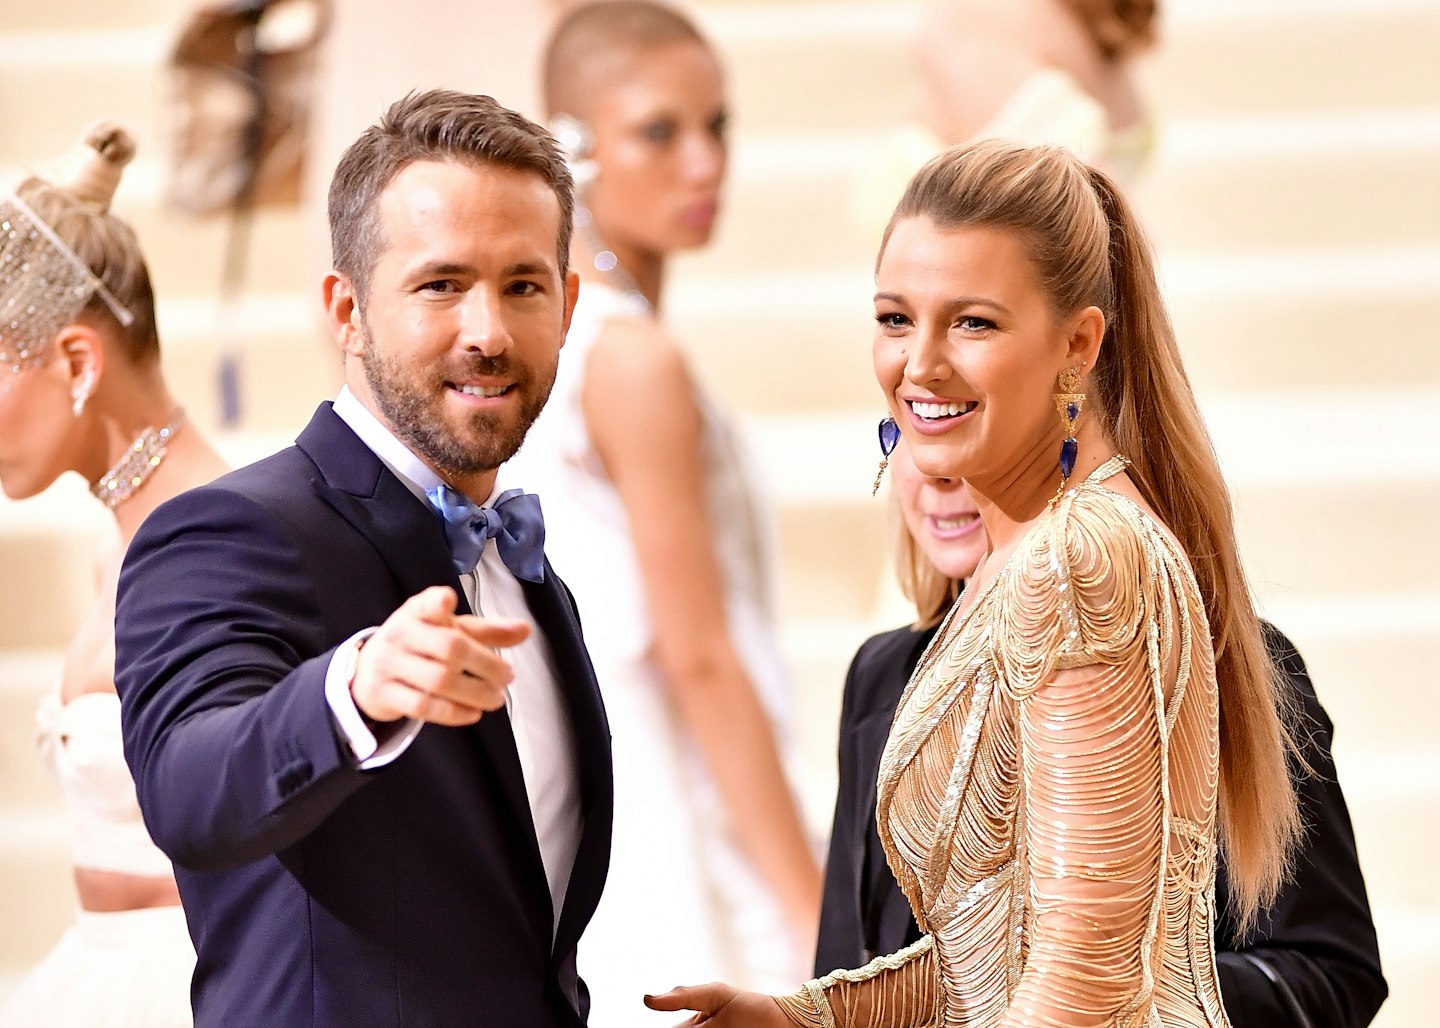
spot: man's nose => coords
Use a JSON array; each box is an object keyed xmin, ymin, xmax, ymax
[{"xmin": 459, "ymin": 290, "xmax": 512, "ymax": 356}]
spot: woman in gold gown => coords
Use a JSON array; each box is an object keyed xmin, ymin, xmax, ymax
[{"xmin": 647, "ymin": 140, "xmax": 1302, "ymax": 1027}]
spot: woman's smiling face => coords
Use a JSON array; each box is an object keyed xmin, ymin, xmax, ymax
[
  {"xmin": 891, "ymin": 441, "xmax": 987, "ymax": 582},
  {"xmin": 872, "ymin": 218, "xmax": 1074, "ymax": 487}
]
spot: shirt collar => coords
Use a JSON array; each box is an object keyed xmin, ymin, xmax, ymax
[{"xmin": 332, "ymin": 386, "xmax": 498, "ymax": 507}]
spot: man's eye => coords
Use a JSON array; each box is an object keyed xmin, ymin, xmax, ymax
[
  {"xmin": 420, "ymin": 280, "xmax": 457, "ymax": 294},
  {"xmin": 509, "ymin": 281, "xmax": 540, "ymax": 297}
]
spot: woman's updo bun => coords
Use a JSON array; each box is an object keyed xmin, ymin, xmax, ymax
[{"xmin": 56, "ymin": 121, "xmax": 138, "ymax": 211}]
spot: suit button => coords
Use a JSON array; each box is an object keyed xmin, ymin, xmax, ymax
[{"xmin": 275, "ymin": 758, "xmax": 313, "ymax": 798}]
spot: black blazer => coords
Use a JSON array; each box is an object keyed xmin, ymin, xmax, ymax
[
  {"xmin": 116, "ymin": 404, "xmax": 613, "ymax": 1028},
  {"xmin": 816, "ymin": 620, "xmax": 1387, "ymax": 1028}
]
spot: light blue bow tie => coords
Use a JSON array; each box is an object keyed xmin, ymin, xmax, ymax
[{"xmin": 425, "ymin": 484, "xmax": 546, "ymax": 583}]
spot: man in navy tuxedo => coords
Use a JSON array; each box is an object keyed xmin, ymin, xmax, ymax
[{"xmin": 115, "ymin": 90, "xmax": 612, "ymax": 1027}]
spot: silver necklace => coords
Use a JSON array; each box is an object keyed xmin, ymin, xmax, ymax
[
  {"xmin": 580, "ymin": 211, "xmax": 652, "ymax": 313},
  {"xmin": 91, "ymin": 409, "xmax": 187, "ymax": 510}
]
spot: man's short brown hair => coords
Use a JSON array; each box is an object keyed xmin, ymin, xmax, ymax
[{"xmin": 328, "ymin": 89, "xmax": 575, "ymax": 305}]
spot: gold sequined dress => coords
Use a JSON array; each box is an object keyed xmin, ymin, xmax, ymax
[{"xmin": 780, "ymin": 458, "xmax": 1229, "ymax": 1028}]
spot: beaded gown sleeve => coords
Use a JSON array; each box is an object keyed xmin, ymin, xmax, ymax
[{"xmin": 777, "ymin": 462, "xmax": 1227, "ymax": 1028}]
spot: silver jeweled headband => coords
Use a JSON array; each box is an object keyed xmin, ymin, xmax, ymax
[{"xmin": 0, "ymin": 189, "xmax": 134, "ymax": 373}]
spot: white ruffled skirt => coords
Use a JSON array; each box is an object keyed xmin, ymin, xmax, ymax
[{"xmin": 0, "ymin": 906, "xmax": 194, "ymax": 1027}]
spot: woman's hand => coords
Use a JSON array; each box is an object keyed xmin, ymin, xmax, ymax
[{"xmin": 644, "ymin": 983, "xmax": 790, "ymax": 1026}]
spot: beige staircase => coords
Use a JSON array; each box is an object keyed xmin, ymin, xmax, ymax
[{"xmin": 1, "ymin": 0, "xmax": 1436, "ymax": 1022}]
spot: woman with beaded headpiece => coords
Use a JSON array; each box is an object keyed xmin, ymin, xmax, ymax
[
  {"xmin": 501, "ymin": 2, "xmax": 822, "ymax": 1023},
  {"xmin": 647, "ymin": 139, "xmax": 1303, "ymax": 1027},
  {"xmin": 0, "ymin": 124, "xmax": 226, "ymax": 1026}
]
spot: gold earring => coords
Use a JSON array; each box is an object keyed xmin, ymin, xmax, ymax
[
  {"xmin": 1054, "ymin": 366, "xmax": 1085, "ymax": 490},
  {"xmin": 872, "ymin": 417, "xmax": 899, "ymax": 495}
]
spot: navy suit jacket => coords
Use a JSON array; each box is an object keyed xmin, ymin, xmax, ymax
[
  {"xmin": 115, "ymin": 404, "xmax": 613, "ymax": 1028},
  {"xmin": 816, "ymin": 621, "xmax": 1387, "ymax": 1028}
]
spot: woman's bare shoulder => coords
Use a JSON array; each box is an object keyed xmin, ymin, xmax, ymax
[{"xmin": 587, "ymin": 313, "xmax": 694, "ymax": 391}]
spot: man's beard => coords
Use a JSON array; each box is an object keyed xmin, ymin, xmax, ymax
[{"xmin": 360, "ymin": 327, "xmax": 556, "ymax": 479}]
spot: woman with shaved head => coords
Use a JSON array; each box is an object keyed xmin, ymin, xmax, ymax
[{"xmin": 505, "ymin": 3, "xmax": 821, "ymax": 1025}]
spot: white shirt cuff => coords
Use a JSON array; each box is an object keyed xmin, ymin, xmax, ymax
[{"xmin": 323, "ymin": 627, "xmax": 422, "ymax": 769}]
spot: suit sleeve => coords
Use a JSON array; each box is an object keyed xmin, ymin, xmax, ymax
[
  {"xmin": 1215, "ymin": 627, "xmax": 1388, "ymax": 1028},
  {"xmin": 816, "ymin": 639, "xmax": 878, "ymax": 977},
  {"xmin": 115, "ymin": 485, "xmax": 372, "ymax": 872}
]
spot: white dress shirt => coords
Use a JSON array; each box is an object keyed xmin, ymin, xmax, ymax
[{"xmin": 323, "ymin": 387, "xmax": 582, "ymax": 931}]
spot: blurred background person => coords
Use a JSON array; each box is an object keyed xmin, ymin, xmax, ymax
[
  {"xmin": 915, "ymin": 0, "xmax": 1155, "ymax": 175},
  {"xmin": 303, "ymin": 0, "xmax": 574, "ymax": 290},
  {"xmin": 503, "ymin": 2, "xmax": 821, "ymax": 1023},
  {"xmin": 0, "ymin": 123, "xmax": 227, "ymax": 1027},
  {"xmin": 817, "ymin": 441, "xmax": 1388, "ymax": 1028},
  {"xmin": 853, "ymin": 0, "xmax": 1157, "ymax": 231}
]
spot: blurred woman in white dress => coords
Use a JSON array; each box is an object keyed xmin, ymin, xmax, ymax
[
  {"xmin": 854, "ymin": 0, "xmax": 1157, "ymax": 229},
  {"xmin": 0, "ymin": 124, "xmax": 227, "ymax": 1027},
  {"xmin": 503, "ymin": 3, "xmax": 821, "ymax": 1024}
]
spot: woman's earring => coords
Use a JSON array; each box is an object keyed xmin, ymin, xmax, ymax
[
  {"xmin": 1054, "ymin": 366, "xmax": 1085, "ymax": 489},
  {"xmin": 71, "ymin": 369, "xmax": 94, "ymax": 418},
  {"xmin": 872, "ymin": 417, "xmax": 900, "ymax": 495},
  {"xmin": 550, "ymin": 113, "xmax": 598, "ymax": 191}
]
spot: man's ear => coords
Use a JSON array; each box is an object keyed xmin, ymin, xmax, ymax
[
  {"xmin": 560, "ymin": 269, "xmax": 581, "ymax": 341},
  {"xmin": 324, "ymin": 271, "xmax": 366, "ymax": 358}
]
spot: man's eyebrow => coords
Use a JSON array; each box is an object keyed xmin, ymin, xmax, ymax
[
  {"xmin": 407, "ymin": 260, "xmax": 556, "ymax": 279},
  {"xmin": 412, "ymin": 261, "xmax": 475, "ymax": 278},
  {"xmin": 502, "ymin": 261, "xmax": 554, "ymax": 278}
]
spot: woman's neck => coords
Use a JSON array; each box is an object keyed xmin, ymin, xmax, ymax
[
  {"xmin": 109, "ymin": 426, "xmax": 226, "ymax": 543},
  {"xmin": 579, "ymin": 222, "xmax": 665, "ymax": 312},
  {"xmin": 82, "ymin": 381, "xmax": 225, "ymax": 542},
  {"xmin": 966, "ymin": 418, "xmax": 1116, "ymax": 563}
]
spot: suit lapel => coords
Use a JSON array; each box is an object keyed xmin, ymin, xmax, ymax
[
  {"xmin": 867, "ymin": 628, "xmax": 938, "ymax": 952},
  {"xmin": 295, "ymin": 405, "xmax": 612, "ymax": 963},
  {"xmin": 522, "ymin": 565, "xmax": 613, "ymax": 959},
  {"xmin": 473, "ymin": 704, "xmax": 554, "ymax": 932},
  {"xmin": 296, "ymin": 404, "xmax": 461, "ymax": 605},
  {"xmin": 295, "ymin": 405, "xmax": 553, "ymax": 930}
]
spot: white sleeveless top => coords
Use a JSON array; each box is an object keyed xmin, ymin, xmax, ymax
[
  {"xmin": 502, "ymin": 282, "xmax": 804, "ymax": 1020},
  {"xmin": 850, "ymin": 67, "xmax": 1153, "ymax": 232},
  {"xmin": 35, "ymin": 689, "xmax": 174, "ymax": 879},
  {"xmin": 507, "ymin": 281, "xmax": 791, "ymax": 725},
  {"xmin": 972, "ymin": 67, "xmax": 1153, "ymax": 182}
]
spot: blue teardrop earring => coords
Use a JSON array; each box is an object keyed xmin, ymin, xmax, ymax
[
  {"xmin": 872, "ymin": 417, "xmax": 900, "ymax": 495},
  {"xmin": 1053, "ymin": 366, "xmax": 1085, "ymax": 493}
]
